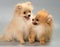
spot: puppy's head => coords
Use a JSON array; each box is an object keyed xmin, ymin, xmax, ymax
[
  {"xmin": 14, "ymin": 2, "xmax": 33, "ymax": 20},
  {"xmin": 32, "ymin": 9, "xmax": 53, "ymax": 25}
]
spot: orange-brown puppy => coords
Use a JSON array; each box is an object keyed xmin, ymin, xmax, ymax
[
  {"xmin": 0, "ymin": 2, "xmax": 33, "ymax": 44},
  {"xmin": 29, "ymin": 9, "xmax": 54, "ymax": 45}
]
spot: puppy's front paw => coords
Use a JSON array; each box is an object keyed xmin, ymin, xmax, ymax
[
  {"xmin": 29, "ymin": 39, "xmax": 34, "ymax": 44},
  {"xmin": 39, "ymin": 37, "xmax": 46, "ymax": 45},
  {"xmin": 29, "ymin": 37, "xmax": 35, "ymax": 44},
  {"xmin": 20, "ymin": 41, "xmax": 25, "ymax": 45},
  {"xmin": 40, "ymin": 40, "xmax": 45, "ymax": 45}
]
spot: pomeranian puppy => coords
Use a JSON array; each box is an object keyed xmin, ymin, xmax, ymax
[
  {"xmin": 0, "ymin": 2, "xmax": 33, "ymax": 44},
  {"xmin": 29, "ymin": 9, "xmax": 54, "ymax": 45}
]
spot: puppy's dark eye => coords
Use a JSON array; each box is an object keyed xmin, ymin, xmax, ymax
[
  {"xmin": 32, "ymin": 19, "xmax": 34, "ymax": 21},
  {"xmin": 23, "ymin": 11, "xmax": 26, "ymax": 14},
  {"xmin": 36, "ymin": 19, "xmax": 39, "ymax": 21}
]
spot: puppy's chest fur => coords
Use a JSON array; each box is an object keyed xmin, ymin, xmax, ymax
[
  {"xmin": 9, "ymin": 17, "xmax": 30, "ymax": 39},
  {"xmin": 16, "ymin": 17, "xmax": 30, "ymax": 38},
  {"xmin": 32, "ymin": 25, "xmax": 45, "ymax": 39},
  {"xmin": 16, "ymin": 18, "xmax": 30, "ymax": 31}
]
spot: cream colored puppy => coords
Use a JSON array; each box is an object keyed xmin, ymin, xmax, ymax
[
  {"xmin": 29, "ymin": 9, "xmax": 54, "ymax": 45},
  {"xmin": 0, "ymin": 2, "xmax": 33, "ymax": 44}
]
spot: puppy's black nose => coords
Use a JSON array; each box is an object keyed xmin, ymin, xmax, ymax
[{"xmin": 28, "ymin": 15, "xmax": 31, "ymax": 17}]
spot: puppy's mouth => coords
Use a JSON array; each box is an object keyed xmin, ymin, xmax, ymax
[
  {"xmin": 24, "ymin": 16, "xmax": 30, "ymax": 20},
  {"xmin": 32, "ymin": 22, "xmax": 38, "ymax": 25}
]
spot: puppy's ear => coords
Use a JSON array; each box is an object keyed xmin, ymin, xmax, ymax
[
  {"xmin": 47, "ymin": 15, "xmax": 53, "ymax": 24},
  {"xmin": 14, "ymin": 3, "xmax": 22, "ymax": 13},
  {"xmin": 26, "ymin": 2, "xmax": 33, "ymax": 10},
  {"xmin": 26, "ymin": 2, "xmax": 31, "ymax": 5},
  {"xmin": 16, "ymin": 3, "xmax": 22, "ymax": 9}
]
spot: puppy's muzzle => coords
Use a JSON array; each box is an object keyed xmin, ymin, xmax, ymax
[
  {"xmin": 32, "ymin": 22, "xmax": 38, "ymax": 25},
  {"xmin": 24, "ymin": 15, "xmax": 31, "ymax": 20}
]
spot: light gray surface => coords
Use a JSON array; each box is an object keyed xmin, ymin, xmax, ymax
[{"xmin": 0, "ymin": 0, "xmax": 60, "ymax": 47}]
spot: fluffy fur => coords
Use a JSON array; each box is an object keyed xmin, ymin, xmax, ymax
[
  {"xmin": 29, "ymin": 9, "xmax": 54, "ymax": 44},
  {"xmin": 0, "ymin": 2, "xmax": 33, "ymax": 44}
]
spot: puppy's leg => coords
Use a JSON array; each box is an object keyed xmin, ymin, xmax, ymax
[
  {"xmin": 16, "ymin": 33, "xmax": 25, "ymax": 44},
  {"xmin": 39, "ymin": 32, "xmax": 46, "ymax": 45},
  {"xmin": 45, "ymin": 35, "xmax": 51, "ymax": 42},
  {"xmin": 29, "ymin": 31, "xmax": 35, "ymax": 44},
  {"xmin": 39, "ymin": 36, "xmax": 46, "ymax": 45},
  {"xmin": 39, "ymin": 32, "xmax": 51, "ymax": 45}
]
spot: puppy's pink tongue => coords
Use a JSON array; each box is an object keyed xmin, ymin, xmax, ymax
[
  {"xmin": 26, "ymin": 17, "xmax": 30, "ymax": 20},
  {"xmin": 24, "ymin": 16, "xmax": 30, "ymax": 20}
]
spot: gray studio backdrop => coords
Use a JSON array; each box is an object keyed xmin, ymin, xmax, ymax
[{"xmin": 0, "ymin": 0, "xmax": 60, "ymax": 47}]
